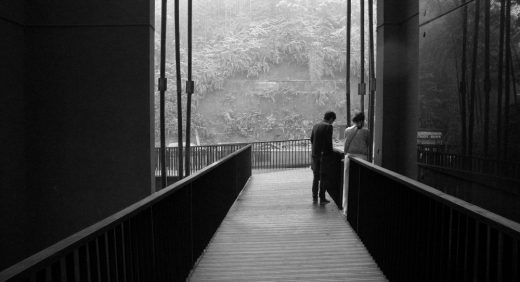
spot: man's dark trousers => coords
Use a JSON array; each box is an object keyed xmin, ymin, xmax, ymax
[
  {"xmin": 311, "ymin": 155, "xmax": 324, "ymax": 199},
  {"xmin": 312, "ymin": 153, "xmax": 336, "ymax": 200}
]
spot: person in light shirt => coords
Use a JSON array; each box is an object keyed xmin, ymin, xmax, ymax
[{"xmin": 342, "ymin": 112, "xmax": 369, "ymax": 214}]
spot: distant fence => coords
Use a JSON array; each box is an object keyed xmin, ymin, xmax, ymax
[
  {"xmin": 155, "ymin": 143, "xmax": 246, "ymax": 176},
  {"xmin": 348, "ymin": 156, "xmax": 520, "ymax": 281},
  {"xmin": 249, "ymin": 139, "xmax": 311, "ymax": 169},
  {"xmin": 155, "ymin": 142, "xmax": 520, "ymax": 179},
  {"xmin": 417, "ymin": 149, "xmax": 520, "ymax": 180},
  {"xmin": 154, "ymin": 139, "xmax": 312, "ymax": 176},
  {"xmin": 0, "ymin": 146, "xmax": 252, "ymax": 282}
]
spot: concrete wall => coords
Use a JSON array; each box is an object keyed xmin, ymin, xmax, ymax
[
  {"xmin": 0, "ymin": 0, "xmax": 30, "ymax": 271},
  {"xmin": 1, "ymin": 0, "xmax": 155, "ymax": 270},
  {"xmin": 374, "ymin": 0, "xmax": 419, "ymax": 178}
]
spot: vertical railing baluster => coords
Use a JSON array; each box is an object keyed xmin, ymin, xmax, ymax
[
  {"xmin": 135, "ymin": 217, "xmax": 142, "ymax": 282},
  {"xmin": 261, "ymin": 143, "xmax": 264, "ymax": 169},
  {"xmin": 120, "ymin": 224, "xmax": 128, "ymax": 282},
  {"xmin": 462, "ymin": 216, "xmax": 469, "ymax": 281},
  {"xmin": 84, "ymin": 243, "xmax": 92, "ymax": 282},
  {"xmin": 275, "ymin": 142, "xmax": 277, "ymax": 169},
  {"xmin": 146, "ymin": 208, "xmax": 155, "ymax": 282},
  {"xmin": 73, "ymin": 249, "xmax": 80, "ymax": 282},
  {"xmin": 45, "ymin": 266, "xmax": 52, "ymax": 282},
  {"xmin": 423, "ymin": 199, "xmax": 433, "ymax": 281},
  {"xmin": 473, "ymin": 221, "xmax": 480, "ymax": 280},
  {"xmin": 95, "ymin": 238, "xmax": 102, "ymax": 282},
  {"xmin": 262, "ymin": 143, "xmax": 265, "ymax": 169},
  {"xmin": 497, "ymin": 232, "xmax": 503, "ymax": 281},
  {"xmin": 280, "ymin": 141, "xmax": 283, "ymax": 168},
  {"xmin": 447, "ymin": 209, "xmax": 454, "ymax": 280},
  {"xmin": 281, "ymin": 141, "xmax": 283, "ymax": 169},
  {"xmin": 208, "ymin": 147, "xmax": 211, "ymax": 165},
  {"xmin": 59, "ymin": 258, "xmax": 67, "ymax": 282},
  {"xmin": 436, "ymin": 203, "xmax": 445, "ymax": 281},
  {"xmin": 111, "ymin": 229, "xmax": 119, "ymax": 282},
  {"xmin": 291, "ymin": 140, "xmax": 294, "ymax": 168},
  {"xmin": 513, "ymin": 239, "xmax": 519, "ymax": 281},
  {"xmin": 125, "ymin": 221, "xmax": 134, "ymax": 282},
  {"xmin": 269, "ymin": 143, "xmax": 280, "ymax": 169},
  {"xmin": 485, "ymin": 225, "xmax": 491, "ymax": 281},
  {"xmin": 104, "ymin": 233, "xmax": 111, "ymax": 282},
  {"xmin": 269, "ymin": 142, "xmax": 271, "ymax": 169}
]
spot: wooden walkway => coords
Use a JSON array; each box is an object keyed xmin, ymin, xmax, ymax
[{"xmin": 188, "ymin": 169, "xmax": 387, "ymax": 281}]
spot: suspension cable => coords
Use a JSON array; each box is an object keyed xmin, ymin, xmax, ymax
[
  {"xmin": 359, "ymin": 0, "xmax": 365, "ymax": 114},
  {"xmin": 368, "ymin": 0, "xmax": 375, "ymax": 162},
  {"xmin": 159, "ymin": 0, "xmax": 168, "ymax": 188},
  {"xmin": 175, "ymin": 0, "xmax": 184, "ymax": 179},
  {"xmin": 346, "ymin": 0, "xmax": 352, "ymax": 126},
  {"xmin": 185, "ymin": 0, "xmax": 194, "ymax": 176}
]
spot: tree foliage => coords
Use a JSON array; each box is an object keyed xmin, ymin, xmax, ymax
[{"xmin": 154, "ymin": 0, "xmax": 371, "ymax": 144}]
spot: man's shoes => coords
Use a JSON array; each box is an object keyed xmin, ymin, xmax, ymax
[
  {"xmin": 320, "ymin": 198, "xmax": 330, "ymax": 204},
  {"xmin": 313, "ymin": 197, "xmax": 318, "ymax": 203}
]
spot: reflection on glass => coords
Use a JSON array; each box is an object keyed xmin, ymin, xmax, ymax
[{"xmin": 419, "ymin": 0, "xmax": 519, "ymax": 162}]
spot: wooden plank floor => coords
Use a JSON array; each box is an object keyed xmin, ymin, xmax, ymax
[{"xmin": 188, "ymin": 169, "xmax": 387, "ymax": 281}]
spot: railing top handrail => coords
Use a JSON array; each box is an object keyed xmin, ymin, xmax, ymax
[
  {"xmin": 0, "ymin": 145, "xmax": 252, "ymax": 280},
  {"xmin": 349, "ymin": 156, "xmax": 520, "ymax": 236}
]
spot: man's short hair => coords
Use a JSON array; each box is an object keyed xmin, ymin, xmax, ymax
[
  {"xmin": 352, "ymin": 112, "xmax": 365, "ymax": 123},
  {"xmin": 323, "ymin": 111, "xmax": 336, "ymax": 121}
]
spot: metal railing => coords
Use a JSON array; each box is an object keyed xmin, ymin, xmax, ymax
[
  {"xmin": 417, "ymin": 149, "xmax": 520, "ymax": 180},
  {"xmin": 249, "ymin": 139, "xmax": 311, "ymax": 169},
  {"xmin": 347, "ymin": 156, "xmax": 520, "ymax": 281},
  {"xmin": 0, "ymin": 146, "xmax": 252, "ymax": 282},
  {"xmin": 154, "ymin": 139, "xmax": 312, "ymax": 175},
  {"xmin": 154, "ymin": 143, "xmax": 246, "ymax": 176}
]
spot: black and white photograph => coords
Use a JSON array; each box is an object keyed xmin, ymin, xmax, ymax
[{"xmin": 1, "ymin": 0, "xmax": 519, "ymax": 281}]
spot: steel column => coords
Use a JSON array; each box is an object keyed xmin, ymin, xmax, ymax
[{"xmin": 175, "ymin": 0, "xmax": 184, "ymax": 179}]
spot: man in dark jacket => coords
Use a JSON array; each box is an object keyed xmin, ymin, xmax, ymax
[{"xmin": 310, "ymin": 111, "xmax": 336, "ymax": 204}]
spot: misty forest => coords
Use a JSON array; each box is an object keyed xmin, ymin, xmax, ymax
[
  {"xmin": 154, "ymin": 0, "xmax": 369, "ymax": 145},
  {"xmin": 155, "ymin": 0, "xmax": 520, "ymax": 162}
]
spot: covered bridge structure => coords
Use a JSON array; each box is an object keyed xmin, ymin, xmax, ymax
[{"xmin": 1, "ymin": 0, "xmax": 519, "ymax": 281}]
